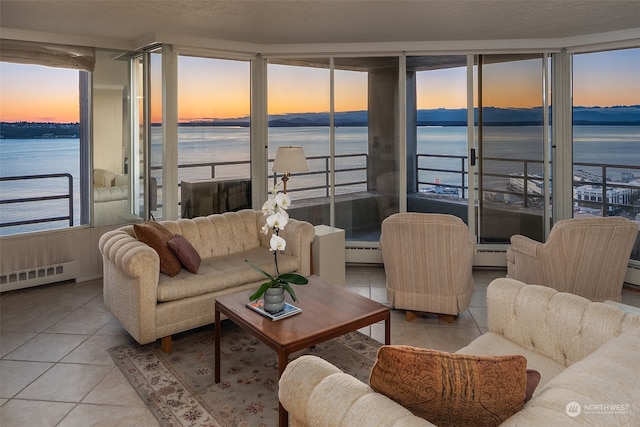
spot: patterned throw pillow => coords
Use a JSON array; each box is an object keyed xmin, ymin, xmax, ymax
[
  {"xmin": 369, "ymin": 345, "xmax": 528, "ymax": 427},
  {"xmin": 133, "ymin": 221, "xmax": 182, "ymax": 276},
  {"xmin": 168, "ymin": 234, "xmax": 201, "ymax": 274}
]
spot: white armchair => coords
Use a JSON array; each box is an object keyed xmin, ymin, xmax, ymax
[{"xmin": 506, "ymin": 216, "xmax": 638, "ymax": 302}]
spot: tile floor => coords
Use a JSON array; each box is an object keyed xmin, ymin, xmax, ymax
[{"xmin": 1, "ymin": 266, "xmax": 639, "ymax": 426}]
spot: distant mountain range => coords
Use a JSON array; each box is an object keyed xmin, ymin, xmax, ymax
[
  {"xmin": 183, "ymin": 105, "xmax": 640, "ymax": 127},
  {"xmin": 2, "ymin": 106, "xmax": 638, "ymax": 138}
]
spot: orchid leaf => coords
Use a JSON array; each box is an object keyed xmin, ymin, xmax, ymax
[
  {"xmin": 277, "ymin": 273, "xmax": 308, "ymax": 285},
  {"xmin": 280, "ymin": 282, "xmax": 298, "ymax": 302},
  {"xmin": 245, "ymin": 259, "xmax": 275, "ymax": 281},
  {"xmin": 249, "ymin": 281, "xmax": 276, "ymax": 301}
]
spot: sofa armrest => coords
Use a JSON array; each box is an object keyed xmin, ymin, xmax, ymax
[
  {"xmin": 502, "ymin": 328, "xmax": 640, "ymax": 426},
  {"xmin": 99, "ymin": 228, "xmax": 160, "ymax": 344},
  {"xmin": 506, "ymin": 234, "xmax": 545, "ymax": 284},
  {"xmin": 279, "ymin": 355, "xmax": 431, "ymax": 427},
  {"xmin": 509, "ymin": 234, "xmax": 541, "ymax": 258},
  {"xmin": 276, "ymin": 218, "xmax": 316, "ymax": 276}
]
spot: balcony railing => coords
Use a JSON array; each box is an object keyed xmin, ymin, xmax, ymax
[
  {"xmin": 0, "ymin": 173, "xmax": 74, "ymax": 228},
  {"xmin": 2, "ymin": 154, "xmax": 639, "ymax": 230}
]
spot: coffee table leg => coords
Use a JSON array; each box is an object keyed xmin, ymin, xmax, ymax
[
  {"xmin": 214, "ymin": 306, "xmax": 221, "ymax": 383},
  {"xmin": 385, "ymin": 311, "xmax": 391, "ymax": 345},
  {"xmin": 278, "ymin": 350, "xmax": 289, "ymax": 427}
]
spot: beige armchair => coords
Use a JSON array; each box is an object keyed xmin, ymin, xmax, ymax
[
  {"xmin": 380, "ymin": 213, "xmax": 476, "ymax": 321},
  {"xmin": 506, "ymin": 216, "xmax": 638, "ymax": 302}
]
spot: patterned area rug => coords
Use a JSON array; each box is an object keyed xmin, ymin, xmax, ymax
[{"xmin": 109, "ymin": 321, "xmax": 382, "ymax": 427}]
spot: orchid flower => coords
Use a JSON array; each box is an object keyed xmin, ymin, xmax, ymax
[
  {"xmin": 246, "ymin": 180, "xmax": 309, "ymax": 304},
  {"xmin": 269, "ymin": 234, "xmax": 286, "ymax": 252}
]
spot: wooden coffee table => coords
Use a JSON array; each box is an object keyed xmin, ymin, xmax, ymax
[{"xmin": 214, "ymin": 275, "xmax": 390, "ymax": 427}]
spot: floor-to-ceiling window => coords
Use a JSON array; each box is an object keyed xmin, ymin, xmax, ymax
[
  {"xmin": 408, "ymin": 56, "xmax": 469, "ymax": 222},
  {"xmin": 266, "ymin": 57, "xmax": 401, "ymax": 243},
  {"xmin": 92, "ymin": 49, "xmax": 137, "ymax": 226},
  {"xmin": 333, "ymin": 60, "xmax": 373, "ymax": 240},
  {"xmin": 267, "ymin": 60, "xmax": 331, "ymax": 225},
  {"xmin": 477, "ymin": 54, "xmax": 548, "ymax": 244},
  {"xmin": 0, "ymin": 43, "xmax": 91, "ymax": 235},
  {"xmin": 572, "ymin": 48, "xmax": 640, "ymax": 263},
  {"xmin": 177, "ymin": 56, "xmax": 251, "ymax": 218}
]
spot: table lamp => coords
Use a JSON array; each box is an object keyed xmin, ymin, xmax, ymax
[{"xmin": 272, "ymin": 146, "xmax": 309, "ymax": 193}]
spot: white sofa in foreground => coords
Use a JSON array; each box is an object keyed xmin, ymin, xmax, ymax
[
  {"xmin": 99, "ymin": 209, "xmax": 315, "ymax": 352},
  {"xmin": 279, "ymin": 278, "xmax": 640, "ymax": 426}
]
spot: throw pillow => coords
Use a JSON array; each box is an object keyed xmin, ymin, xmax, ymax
[
  {"xmin": 133, "ymin": 221, "xmax": 182, "ymax": 276},
  {"xmin": 168, "ymin": 234, "xmax": 201, "ymax": 274},
  {"xmin": 369, "ymin": 345, "xmax": 528, "ymax": 427},
  {"xmin": 525, "ymin": 369, "xmax": 541, "ymax": 402}
]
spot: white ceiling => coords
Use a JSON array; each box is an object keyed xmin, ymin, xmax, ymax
[{"xmin": 2, "ymin": 0, "xmax": 640, "ymax": 52}]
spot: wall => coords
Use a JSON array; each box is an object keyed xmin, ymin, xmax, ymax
[{"xmin": 0, "ymin": 225, "xmax": 120, "ymax": 291}]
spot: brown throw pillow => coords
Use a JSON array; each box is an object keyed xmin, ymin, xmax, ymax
[
  {"xmin": 525, "ymin": 369, "xmax": 541, "ymax": 402},
  {"xmin": 133, "ymin": 221, "xmax": 182, "ymax": 276},
  {"xmin": 168, "ymin": 234, "xmax": 201, "ymax": 274},
  {"xmin": 369, "ymin": 346, "xmax": 528, "ymax": 427}
]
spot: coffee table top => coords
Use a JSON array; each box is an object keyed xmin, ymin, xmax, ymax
[{"xmin": 215, "ymin": 275, "xmax": 389, "ymax": 353}]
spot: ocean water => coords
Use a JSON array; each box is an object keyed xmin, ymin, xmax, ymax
[{"xmin": 2, "ymin": 125, "xmax": 639, "ymax": 235}]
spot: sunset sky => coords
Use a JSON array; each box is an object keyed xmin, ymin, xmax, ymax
[{"xmin": 1, "ymin": 49, "xmax": 638, "ymax": 123}]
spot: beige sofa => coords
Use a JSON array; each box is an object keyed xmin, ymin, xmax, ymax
[
  {"xmin": 279, "ymin": 278, "xmax": 640, "ymax": 426},
  {"xmin": 99, "ymin": 209, "xmax": 315, "ymax": 351},
  {"xmin": 93, "ymin": 168, "xmax": 130, "ymax": 225}
]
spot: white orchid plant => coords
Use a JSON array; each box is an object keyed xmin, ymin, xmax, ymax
[{"xmin": 247, "ymin": 183, "xmax": 309, "ymax": 303}]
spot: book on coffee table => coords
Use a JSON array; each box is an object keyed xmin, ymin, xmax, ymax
[{"xmin": 246, "ymin": 301, "xmax": 302, "ymax": 321}]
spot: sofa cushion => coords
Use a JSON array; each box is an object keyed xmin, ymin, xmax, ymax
[
  {"xmin": 457, "ymin": 331, "xmax": 570, "ymax": 392},
  {"xmin": 370, "ymin": 345, "xmax": 528, "ymax": 427},
  {"xmin": 156, "ymin": 247, "xmax": 301, "ymax": 302},
  {"xmin": 134, "ymin": 221, "xmax": 182, "ymax": 276},
  {"xmin": 168, "ymin": 234, "xmax": 201, "ymax": 273}
]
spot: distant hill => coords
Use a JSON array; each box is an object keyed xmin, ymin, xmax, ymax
[
  {"xmin": 2, "ymin": 106, "xmax": 638, "ymax": 138},
  {"xmin": 0, "ymin": 122, "xmax": 80, "ymax": 139},
  {"xmin": 196, "ymin": 105, "xmax": 640, "ymax": 127}
]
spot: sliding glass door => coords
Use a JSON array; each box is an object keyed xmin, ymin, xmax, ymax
[{"xmin": 476, "ymin": 54, "xmax": 548, "ymax": 244}]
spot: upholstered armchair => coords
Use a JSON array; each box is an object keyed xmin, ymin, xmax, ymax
[
  {"xmin": 380, "ymin": 213, "xmax": 476, "ymax": 321},
  {"xmin": 506, "ymin": 216, "xmax": 638, "ymax": 302}
]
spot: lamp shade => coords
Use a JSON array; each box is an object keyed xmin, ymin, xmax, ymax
[{"xmin": 272, "ymin": 146, "xmax": 309, "ymax": 173}]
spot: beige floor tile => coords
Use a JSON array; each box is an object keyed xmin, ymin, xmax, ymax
[
  {"xmin": 94, "ymin": 318, "xmax": 130, "ymax": 337},
  {"xmin": 0, "ymin": 360, "xmax": 53, "ymax": 398},
  {"xmin": 369, "ymin": 286, "xmax": 388, "ymax": 304},
  {"xmin": 0, "ymin": 399, "xmax": 75, "ymax": 427},
  {"xmin": 16, "ymin": 363, "xmax": 112, "ymax": 402},
  {"xmin": 4, "ymin": 333, "xmax": 88, "ymax": 362},
  {"xmin": 58, "ymin": 404, "xmax": 160, "ymax": 427},
  {"xmin": 348, "ymin": 286, "xmax": 370, "ymax": 298},
  {"xmin": 0, "ymin": 310, "xmax": 70, "ymax": 333},
  {"xmin": 79, "ymin": 295, "xmax": 110, "ymax": 313},
  {"xmin": 0, "ymin": 331, "xmax": 37, "ymax": 357},
  {"xmin": 622, "ymin": 286, "xmax": 640, "ymax": 306},
  {"xmin": 468, "ymin": 306, "xmax": 488, "ymax": 329},
  {"xmin": 29, "ymin": 292, "xmax": 96, "ymax": 312},
  {"xmin": 0, "ymin": 307, "xmax": 23, "ymax": 323},
  {"xmin": 45, "ymin": 310, "xmax": 114, "ymax": 335},
  {"xmin": 61, "ymin": 334, "xmax": 133, "ymax": 365},
  {"xmin": 82, "ymin": 367, "xmax": 146, "ymax": 406}
]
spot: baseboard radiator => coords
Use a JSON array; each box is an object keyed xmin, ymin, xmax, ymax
[
  {"xmin": 0, "ymin": 261, "xmax": 79, "ymax": 293},
  {"xmin": 625, "ymin": 264, "xmax": 640, "ymax": 289},
  {"xmin": 346, "ymin": 244, "xmax": 383, "ymax": 264},
  {"xmin": 345, "ymin": 244, "xmax": 509, "ymax": 267}
]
